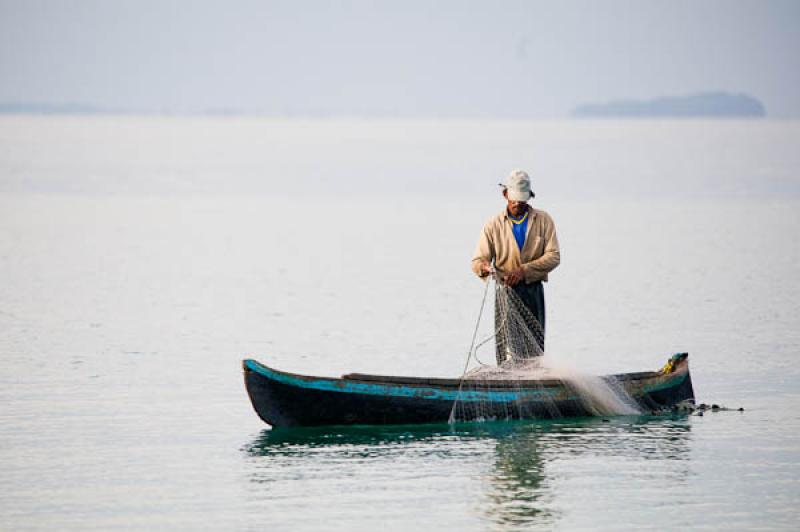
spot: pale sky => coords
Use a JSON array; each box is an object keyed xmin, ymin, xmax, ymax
[{"xmin": 1, "ymin": 0, "xmax": 798, "ymax": 117}]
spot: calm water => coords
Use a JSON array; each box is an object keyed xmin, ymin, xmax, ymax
[{"xmin": 1, "ymin": 117, "xmax": 799, "ymax": 530}]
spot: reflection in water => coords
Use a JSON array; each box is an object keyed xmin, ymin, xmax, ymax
[
  {"xmin": 242, "ymin": 416, "xmax": 692, "ymax": 530},
  {"xmin": 482, "ymin": 417, "xmax": 692, "ymax": 528},
  {"xmin": 487, "ymin": 427, "xmax": 551, "ymax": 526}
]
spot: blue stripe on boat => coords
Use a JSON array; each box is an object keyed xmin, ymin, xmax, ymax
[{"xmin": 244, "ymin": 360, "xmax": 686, "ymax": 403}]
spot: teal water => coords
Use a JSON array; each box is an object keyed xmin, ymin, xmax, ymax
[
  {"xmin": 1, "ymin": 117, "xmax": 799, "ymax": 530},
  {"xmin": 241, "ymin": 416, "xmax": 767, "ymax": 530}
]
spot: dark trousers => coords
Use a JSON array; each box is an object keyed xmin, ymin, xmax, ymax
[{"xmin": 495, "ymin": 281, "xmax": 546, "ymax": 364}]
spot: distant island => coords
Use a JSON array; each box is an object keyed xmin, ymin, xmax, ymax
[
  {"xmin": 0, "ymin": 92, "xmax": 768, "ymax": 118},
  {"xmin": 572, "ymin": 91, "xmax": 766, "ymax": 118},
  {"xmin": 0, "ymin": 102, "xmax": 107, "ymax": 114}
]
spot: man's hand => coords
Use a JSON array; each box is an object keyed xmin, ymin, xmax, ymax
[
  {"xmin": 479, "ymin": 262, "xmax": 493, "ymax": 277},
  {"xmin": 504, "ymin": 267, "xmax": 525, "ymax": 286}
]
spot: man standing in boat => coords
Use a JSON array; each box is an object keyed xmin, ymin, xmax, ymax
[{"xmin": 472, "ymin": 169, "xmax": 560, "ymax": 364}]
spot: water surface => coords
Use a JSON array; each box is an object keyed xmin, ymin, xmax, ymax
[{"xmin": 1, "ymin": 117, "xmax": 799, "ymax": 530}]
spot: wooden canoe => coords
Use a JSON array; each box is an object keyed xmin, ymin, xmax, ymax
[{"xmin": 243, "ymin": 353, "xmax": 695, "ymax": 428}]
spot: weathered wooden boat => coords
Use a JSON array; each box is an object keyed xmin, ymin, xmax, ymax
[{"xmin": 243, "ymin": 353, "xmax": 695, "ymax": 428}]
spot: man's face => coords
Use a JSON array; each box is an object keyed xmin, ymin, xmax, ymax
[{"xmin": 503, "ymin": 190, "xmax": 528, "ymax": 217}]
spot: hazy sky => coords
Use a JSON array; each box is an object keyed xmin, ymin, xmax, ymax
[{"xmin": 1, "ymin": 0, "xmax": 798, "ymax": 117}]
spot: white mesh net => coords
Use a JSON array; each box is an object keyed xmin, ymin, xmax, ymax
[
  {"xmin": 448, "ymin": 278, "xmax": 642, "ymax": 422},
  {"xmin": 493, "ymin": 284, "xmax": 545, "ymax": 364}
]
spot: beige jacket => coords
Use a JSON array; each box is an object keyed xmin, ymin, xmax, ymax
[{"xmin": 471, "ymin": 206, "xmax": 560, "ymax": 283}]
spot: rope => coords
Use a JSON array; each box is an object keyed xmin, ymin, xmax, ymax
[
  {"xmin": 448, "ymin": 273, "xmax": 548, "ymax": 423},
  {"xmin": 448, "ymin": 274, "xmax": 493, "ymax": 424}
]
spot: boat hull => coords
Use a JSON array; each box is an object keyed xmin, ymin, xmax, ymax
[{"xmin": 243, "ymin": 355, "xmax": 695, "ymax": 428}]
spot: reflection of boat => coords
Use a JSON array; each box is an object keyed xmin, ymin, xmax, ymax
[
  {"xmin": 243, "ymin": 417, "xmax": 692, "ymax": 459},
  {"xmin": 243, "ymin": 353, "xmax": 694, "ymax": 428},
  {"xmin": 243, "ymin": 416, "xmax": 692, "ymax": 529}
]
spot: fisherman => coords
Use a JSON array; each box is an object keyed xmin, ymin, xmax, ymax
[{"xmin": 472, "ymin": 169, "xmax": 560, "ymax": 363}]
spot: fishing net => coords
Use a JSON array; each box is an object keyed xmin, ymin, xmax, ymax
[
  {"xmin": 458, "ymin": 280, "xmax": 546, "ymax": 375},
  {"xmin": 448, "ymin": 277, "xmax": 642, "ymax": 422},
  {"xmin": 493, "ymin": 283, "xmax": 545, "ymax": 364}
]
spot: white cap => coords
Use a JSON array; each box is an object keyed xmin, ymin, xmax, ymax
[{"xmin": 502, "ymin": 169, "xmax": 534, "ymax": 201}]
